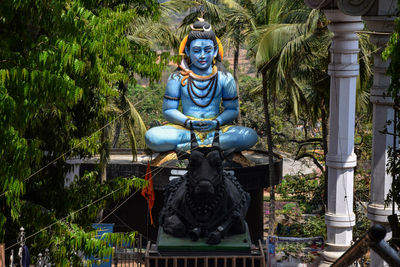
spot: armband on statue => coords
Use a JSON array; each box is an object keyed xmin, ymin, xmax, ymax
[
  {"xmin": 222, "ymin": 96, "xmax": 238, "ymax": 101},
  {"xmin": 164, "ymin": 95, "xmax": 180, "ymax": 101}
]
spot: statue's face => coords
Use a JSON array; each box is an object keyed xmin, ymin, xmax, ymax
[{"xmin": 187, "ymin": 39, "xmax": 217, "ymax": 71}]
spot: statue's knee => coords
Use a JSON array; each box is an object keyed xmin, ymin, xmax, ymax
[
  {"xmin": 234, "ymin": 127, "xmax": 258, "ymax": 149},
  {"xmin": 145, "ymin": 127, "xmax": 176, "ymax": 152},
  {"xmin": 145, "ymin": 128, "xmax": 165, "ymax": 149},
  {"xmin": 245, "ymin": 128, "xmax": 258, "ymax": 146},
  {"xmin": 145, "ymin": 128, "xmax": 159, "ymax": 147}
]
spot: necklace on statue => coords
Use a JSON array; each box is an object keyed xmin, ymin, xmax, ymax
[{"xmin": 187, "ymin": 73, "xmax": 219, "ymax": 108}]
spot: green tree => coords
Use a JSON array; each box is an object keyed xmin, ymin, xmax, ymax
[
  {"xmin": 247, "ymin": 0, "xmax": 306, "ymax": 236},
  {"xmin": 0, "ymin": 0, "xmax": 165, "ymax": 264},
  {"xmin": 253, "ymin": 6, "xmax": 372, "ymax": 161}
]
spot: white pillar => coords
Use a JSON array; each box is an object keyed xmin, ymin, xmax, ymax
[
  {"xmin": 321, "ymin": 10, "xmax": 363, "ymax": 265},
  {"xmin": 363, "ymin": 15, "xmax": 396, "ymax": 267}
]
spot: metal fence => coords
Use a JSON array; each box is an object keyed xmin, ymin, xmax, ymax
[
  {"xmin": 113, "ymin": 234, "xmax": 145, "ymax": 267},
  {"xmin": 145, "ymin": 255, "xmax": 265, "ymax": 267},
  {"xmin": 5, "ymin": 227, "xmax": 147, "ymax": 267},
  {"xmin": 4, "ymin": 228, "xmax": 268, "ymax": 267}
]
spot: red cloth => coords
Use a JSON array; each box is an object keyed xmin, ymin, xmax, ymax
[{"xmin": 141, "ymin": 161, "xmax": 155, "ymax": 226}]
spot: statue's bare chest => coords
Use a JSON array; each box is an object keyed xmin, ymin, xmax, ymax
[{"xmin": 180, "ymin": 76, "xmax": 222, "ymax": 108}]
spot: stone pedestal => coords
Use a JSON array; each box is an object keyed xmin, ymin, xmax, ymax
[
  {"xmin": 157, "ymin": 224, "xmax": 252, "ymax": 253},
  {"xmin": 363, "ymin": 14, "xmax": 396, "ymax": 267},
  {"xmin": 320, "ymin": 10, "xmax": 363, "ymax": 265}
]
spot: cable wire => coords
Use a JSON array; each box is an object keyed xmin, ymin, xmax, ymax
[
  {"xmin": 0, "ymin": 39, "xmax": 220, "ymax": 200},
  {"xmin": 5, "ymin": 129, "xmax": 204, "ymax": 252},
  {"xmin": 0, "ymin": 108, "xmax": 131, "ymax": 199},
  {"xmin": 3, "ymin": 25, "xmax": 243, "ymax": 253}
]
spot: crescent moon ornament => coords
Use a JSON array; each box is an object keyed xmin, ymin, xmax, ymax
[
  {"xmin": 203, "ymin": 25, "xmax": 212, "ymax": 31},
  {"xmin": 179, "ymin": 23, "xmax": 223, "ymax": 60},
  {"xmin": 179, "ymin": 35, "xmax": 188, "ymax": 55},
  {"xmin": 216, "ymin": 37, "xmax": 223, "ymax": 60}
]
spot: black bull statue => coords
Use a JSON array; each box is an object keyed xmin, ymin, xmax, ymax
[{"xmin": 159, "ymin": 123, "xmax": 251, "ymax": 245}]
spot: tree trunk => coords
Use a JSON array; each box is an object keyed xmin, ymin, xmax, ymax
[
  {"xmin": 262, "ymin": 70, "xmax": 276, "ymax": 236},
  {"xmin": 99, "ymin": 126, "xmax": 110, "ymax": 184},
  {"xmin": 233, "ymin": 43, "xmax": 242, "ymax": 125},
  {"xmin": 112, "ymin": 81, "xmax": 128, "ymax": 149},
  {"xmin": 112, "ymin": 121, "xmax": 122, "ymax": 148},
  {"xmin": 303, "ymin": 119, "xmax": 308, "ymax": 139},
  {"xmin": 97, "ymin": 122, "xmax": 110, "ymax": 222}
]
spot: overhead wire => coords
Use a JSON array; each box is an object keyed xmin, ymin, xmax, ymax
[
  {"xmin": 0, "ymin": 108, "xmax": 130, "ymax": 199},
  {"xmin": 3, "ymin": 27, "xmax": 231, "ymax": 252},
  {"xmin": 5, "ymin": 7, "xmax": 392, "ymax": 261},
  {"xmin": 6, "ymin": 184, "xmax": 127, "ymax": 251},
  {"xmin": 5, "ymin": 121, "xmax": 212, "ymax": 252},
  {"xmin": 5, "ymin": 7, "xmax": 395, "ymax": 252},
  {"xmin": 98, "ymin": 188, "xmax": 141, "ymax": 224},
  {"xmin": 1, "ymin": 34, "xmax": 220, "ymax": 198},
  {"xmin": 5, "ymin": 158, "xmax": 167, "ymax": 251},
  {"xmin": 0, "ymin": 30, "xmax": 221, "ymax": 199}
]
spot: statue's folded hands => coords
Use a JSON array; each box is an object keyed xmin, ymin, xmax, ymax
[{"xmin": 189, "ymin": 120, "xmax": 218, "ymax": 132}]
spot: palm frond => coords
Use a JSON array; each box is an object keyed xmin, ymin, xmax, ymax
[
  {"xmin": 169, "ymin": 0, "xmax": 226, "ymax": 27},
  {"xmin": 255, "ymin": 23, "xmax": 305, "ymax": 69},
  {"xmin": 125, "ymin": 119, "xmax": 139, "ymax": 161},
  {"xmin": 127, "ymin": 17, "xmax": 181, "ymax": 51},
  {"xmin": 125, "ymin": 97, "xmax": 147, "ymax": 158},
  {"xmin": 281, "ymin": 8, "xmax": 311, "ymax": 24}
]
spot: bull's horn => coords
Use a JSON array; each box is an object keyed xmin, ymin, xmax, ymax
[
  {"xmin": 190, "ymin": 121, "xmax": 199, "ymax": 149},
  {"xmin": 212, "ymin": 120, "xmax": 220, "ymax": 147}
]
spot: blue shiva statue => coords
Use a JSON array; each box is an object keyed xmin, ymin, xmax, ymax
[{"xmin": 145, "ymin": 20, "xmax": 258, "ymax": 152}]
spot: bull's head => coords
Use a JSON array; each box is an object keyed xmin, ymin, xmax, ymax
[{"xmin": 187, "ymin": 122, "xmax": 226, "ymax": 200}]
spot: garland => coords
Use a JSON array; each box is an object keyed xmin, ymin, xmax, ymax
[{"xmin": 186, "ymin": 74, "xmax": 219, "ymax": 108}]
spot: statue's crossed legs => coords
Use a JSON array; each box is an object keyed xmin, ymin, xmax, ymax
[{"xmin": 145, "ymin": 125, "xmax": 258, "ymax": 152}]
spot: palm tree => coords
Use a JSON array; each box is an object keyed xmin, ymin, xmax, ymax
[
  {"xmin": 253, "ymin": 0, "xmax": 307, "ymax": 236},
  {"xmin": 205, "ymin": 0, "xmax": 307, "ymax": 234},
  {"xmin": 253, "ymin": 6, "xmax": 373, "ymax": 210},
  {"xmin": 109, "ymin": 82, "xmax": 147, "ymax": 161},
  {"xmin": 254, "ymin": 7, "xmax": 372, "ymax": 159}
]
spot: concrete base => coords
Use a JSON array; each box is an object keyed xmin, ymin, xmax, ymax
[
  {"xmin": 157, "ymin": 224, "xmax": 252, "ymax": 254},
  {"xmin": 319, "ymin": 243, "xmax": 351, "ymax": 266}
]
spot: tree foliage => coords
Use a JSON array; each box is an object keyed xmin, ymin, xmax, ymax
[
  {"xmin": 0, "ymin": 0, "xmax": 165, "ymax": 264},
  {"xmin": 252, "ymin": 4, "xmax": 373, "ymax": 171}
]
